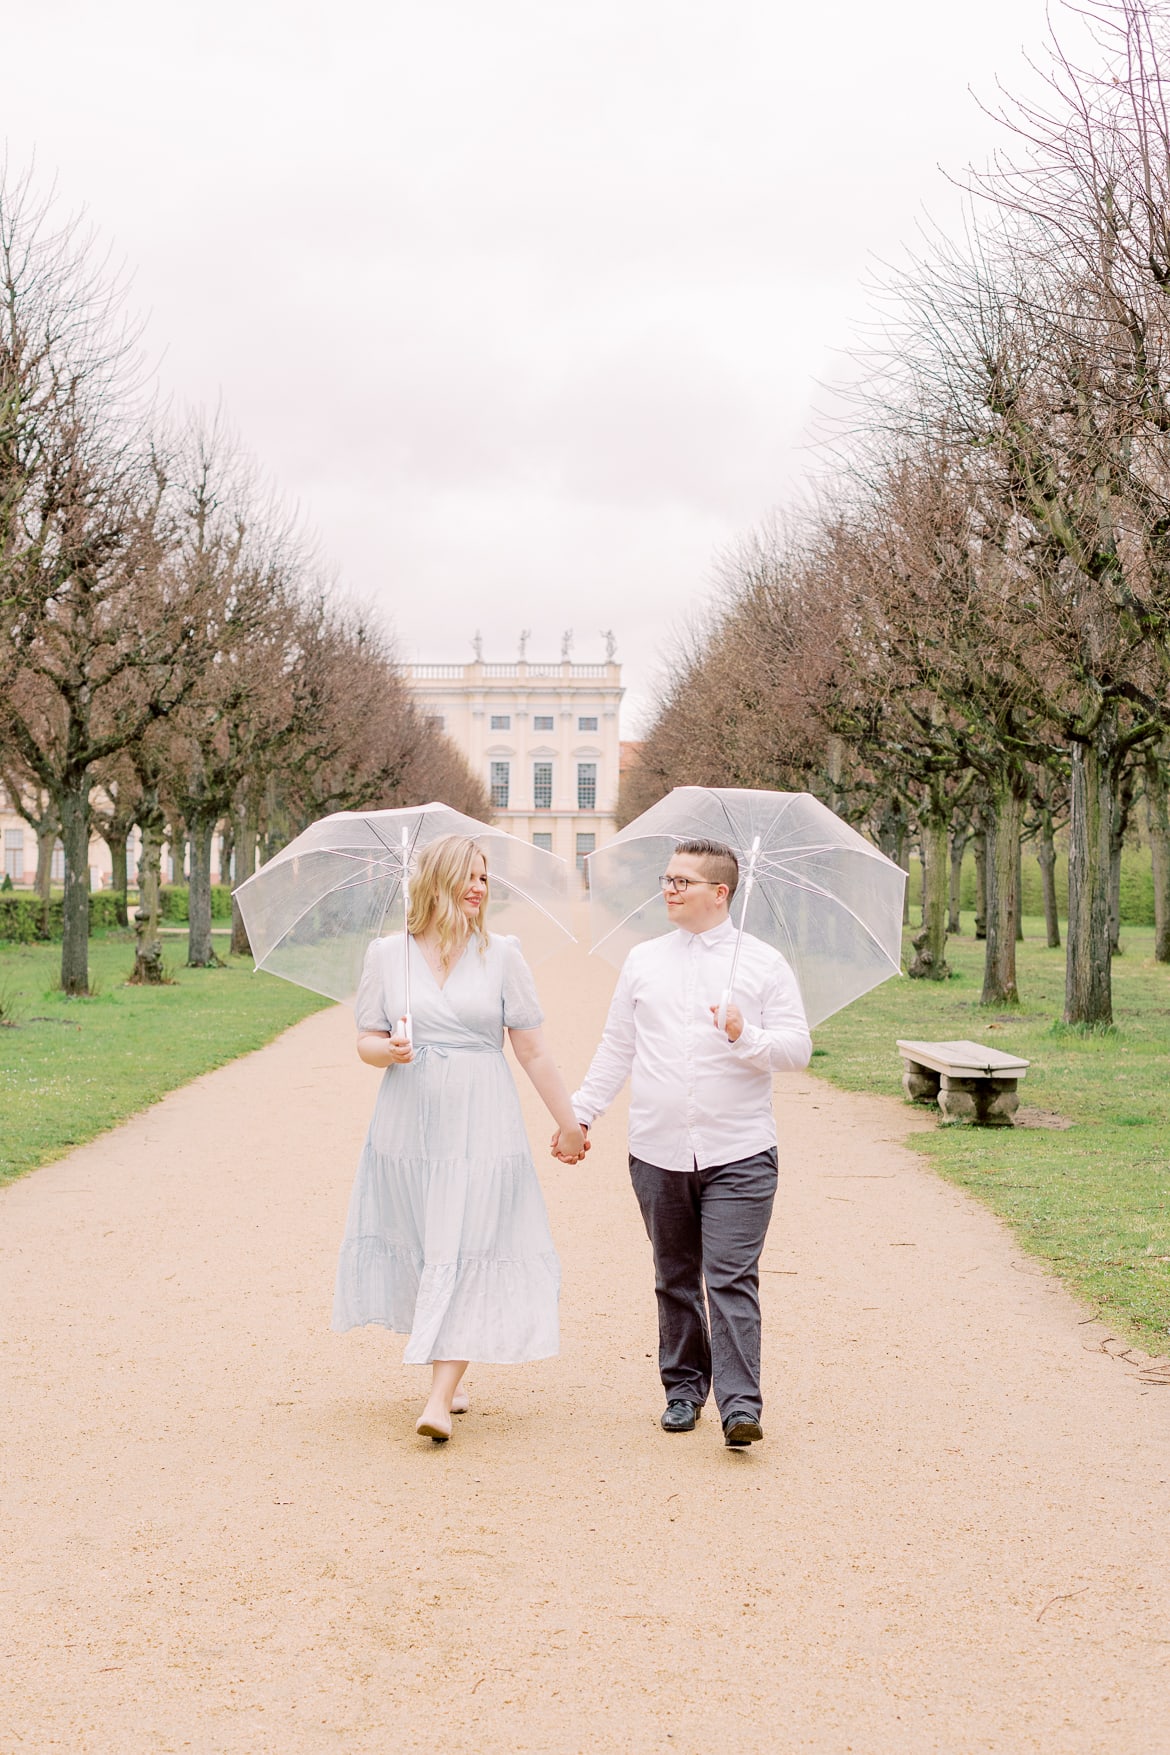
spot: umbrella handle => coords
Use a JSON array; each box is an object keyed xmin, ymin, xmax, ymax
[
  {"xmin": 717, "ymin": 836, "xmax": 758, "ymax": 1034},
  {"xmin": 396, "ymin": 1013, "xmax": 413, "ymax": 1046}
]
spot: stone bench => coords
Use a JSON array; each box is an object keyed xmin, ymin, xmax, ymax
[{"xmin": 897, "ymin": 1039, "xmax": 1030, "ymax": 1127}]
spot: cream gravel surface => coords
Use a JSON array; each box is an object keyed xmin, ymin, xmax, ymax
[{"xmin": 1, "ymin": 939, "xmax": 1168, "ymax": 1753}]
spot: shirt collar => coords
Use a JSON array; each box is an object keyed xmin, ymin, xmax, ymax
[{"xmin": 678, "ymin": 916, "xmax": 737, "ymax": 949}]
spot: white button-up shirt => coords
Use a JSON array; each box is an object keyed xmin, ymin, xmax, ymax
[{"xmin": 571, "ymin": 917, "xmax": 812, "ymax": 1173}]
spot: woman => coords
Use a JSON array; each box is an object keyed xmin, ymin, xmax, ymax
[{"xmin": 333, "ymin": 834, "xmax": 586, "ymax": 1441}]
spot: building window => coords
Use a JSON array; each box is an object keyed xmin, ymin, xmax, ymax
[
  {"xmin": 490, "ymin": 714, "xmax": 511, "ymax": 731},
  {"xmin": 577, "ymin": 762, "xmax": 597, "ymax": 810},
  {"xmin": 4, "ymin": 828, "xmax": 24, "ymax": 883},
  {"xmin": 490, "ymin": 761, "xmax": 510, "ymax": 809},
  {"xmin": 426, "ymin": 714, "xmax": 445, "ymax": 732},
  {"xmin": 532, "ymin": 832, "xmax": 553, "ymax": 851},
  {"xmin": 533, "ymin": 715, "xmax": 554, "ymax": 732},
  {"xmin": 577, "ymin": 716, "xmax": 598, "ymax": 732},
  {"xmin": 575, "ymin": 832, "xmax": 595, "ymax": 872},
  {"xmin": 533, "ymin": 761, "xmax": 553, "ymax": 810},
  {"xmin": 51, "ymin": 839, "xmax": 65, "ymax": 882}
]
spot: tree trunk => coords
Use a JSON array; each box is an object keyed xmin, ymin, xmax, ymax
[
  {"xmin": 34, "ymin": 816, "xmax": 56, "ymax": 906},
  {"xmin": 876, "ymin": 801, "xmax": 911, "ymax": 924},
  {"xmin": 909, "ymin": 801, "xmax": 950, "ymax": 980},
  {"xmin": 219, "ymin": 821, "xmax": 234, "ymax": 890},
  {"xmin": 131, "ymin": 799, "xmax": 166, "ymax": 984},
  {"xmin": 168, "ymin": 827, "xmax": 186, "ymax": 886},
  {"xmin": 230, "ymin": 808, "xmax": 257, "ymax": 957},
  {"xmin": 57, "ymin": 781, "xmax": 92, "ymax": 996},
  {"xmin": 1036, "ymin": 807, "xmax": 1061, "ymax": 950},
  {"xmin": 1108, "ymin": 763, "xmax": 1135, "ymax": 957},
  {"xmin": 108, "ymin": 829, "xmax": 130, "ymax": 929},
  {"xmin": 1065, "ymin": 727, "xmax": 1117, "ymax": 1028},
  {"xmin": 973, "ymin": 828, "xmax": 987, "ymax": 940},
  {"xmin": 981, "ymin": 776, "xmax": 1024, "ymax": 1007},
  {"xmin": 948, "ymin": 827, "xmax": 969, "ymax": 934},
  {"xmin": 1145, "ymin": 745, "xmax": 1170, "ymax": 963},
  {"xmin": 186, "ymin": 813, "xmax": 219, "ymax": 968}
]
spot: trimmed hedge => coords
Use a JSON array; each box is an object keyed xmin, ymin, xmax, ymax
[
  {"xmin": 159, "ymin": 885, "xmax": 233, "ymax": 922},
  {"xmin": 908, "ymin": 847, "xmax": 1157, "ymax": 927},
  {"xmin": 0, "ymin": 892, "xmax": 123, "ymax": 943}
]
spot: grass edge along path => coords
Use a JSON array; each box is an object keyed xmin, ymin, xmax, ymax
[
  {"xmin": 811, "ymin": 917, "xmax": 1170, "ymax": 1354},
  {"xmin": 0, "ymin": 933, "xmax": 332, "ymax": 1187}
]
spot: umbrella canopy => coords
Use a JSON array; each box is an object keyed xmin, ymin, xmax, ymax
[
  {"xmin": 587, "ymin": 786, "xmax": 905, "ymax": 1028},
  {"xmin": 234, "ymin": 802, "xmax": 575, "ymax": 1004}
]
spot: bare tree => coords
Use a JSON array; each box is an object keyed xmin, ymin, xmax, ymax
[{"xmin": 0, "ymin": 176, "xmax": 204, "ymax": 993}]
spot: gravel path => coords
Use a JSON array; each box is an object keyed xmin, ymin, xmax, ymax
[{"xmin": 2, "ymin": 942, "xmax": 1168, "ymax": 1753}]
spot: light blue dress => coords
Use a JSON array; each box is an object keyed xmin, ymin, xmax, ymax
[{"xmin": 332, "ymin": 932, "xmax": 561, "ymax": 1364}]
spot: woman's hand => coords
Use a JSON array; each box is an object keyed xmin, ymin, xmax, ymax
[
  {"xmin": 357, "ymin": 1030, "xmax": 414, "ymax": 1067},
  {"xmin": 550, "ymin": 1124, "xmax": 589, "ymax": 1164}
]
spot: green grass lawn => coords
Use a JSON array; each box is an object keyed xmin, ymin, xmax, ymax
[
  {"xmin": 813, "ymin": 915, "xmax": 1170, "ymax": 1353},
  {"xmin": 0, "ymin": 932, "xmax": 331, "ymax": 1186}
]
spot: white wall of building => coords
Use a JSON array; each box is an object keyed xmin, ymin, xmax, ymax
[{"xmin": 408, "ymin": 655, "xmax": 623, "ymax": 870}]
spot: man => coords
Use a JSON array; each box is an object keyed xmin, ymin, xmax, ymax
[{"xmin": 557, "ymin": 838, "xmax": 811, "ymax": 1447}]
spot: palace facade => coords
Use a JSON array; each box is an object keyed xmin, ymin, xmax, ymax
[{"xmin": 407, "ymin": 648, "xmax": 624, "ymax": 870}]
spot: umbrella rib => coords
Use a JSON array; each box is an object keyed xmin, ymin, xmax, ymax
[
  {"xmin": 704, "ymin": 791, "xmax": 802, "ymax": 863},
  {"xmin": 488, "ymin": 873, "xmax": 576, "ymax": 939},
  {"xmin": 747, "ymin": 872, "xmax": 805, "ymax": 968},
  {"xmin": 756, "ymin": 843, "xmax": 892, "ymax": 872},
  {"xmin": 590, "ymin": 890, "xmax": 665, "ymax": 954},
  {"xmin": 254, "ymin": 869, "xmax": 407, "ymax": 964},
  {"xmin": 759, "ymin": 870, "xmax": 904, "ymax": 968}
]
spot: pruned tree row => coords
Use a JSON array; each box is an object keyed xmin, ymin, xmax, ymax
[
  {"xmin": 0, "ymin": 174, "xmax": 487, "ymax": 996},
  {"xmin": 623, "ymin": 0, "xmax": 1170, "ymax": 1026}
]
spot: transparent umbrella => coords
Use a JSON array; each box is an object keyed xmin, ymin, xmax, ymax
[
  {"xmin": 587, "ymin": 787, "xmax": 905, "ymax": 1028},
  {"xmin": 234, "ymin": 803, "xmax": 575, "ymax": 1031}
]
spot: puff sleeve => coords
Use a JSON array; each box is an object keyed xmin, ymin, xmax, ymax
[
  {"xmin": 353, "ymin": 938, "xmax": 393, "ymax": 1033},
  {"xmin": 500, "ymin": 935, "xmax": 544, "ymax": 1030}
]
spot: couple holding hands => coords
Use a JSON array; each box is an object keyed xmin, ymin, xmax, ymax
[{"xmin": 333, "ymin": 833, "xmax": 811, "ymax": 1448}]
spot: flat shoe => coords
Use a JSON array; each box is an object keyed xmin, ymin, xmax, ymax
[
  {"xmin": 722, "ymin": 1411, "xmax": 764, "ymax": 1448},
  {"xmin": 416, "ymin": 1416, "xmax": 451, "ymax": 1443},
  {"xmin": 660, "ymin": 1400, "xmax": 700, "ymax": 1433}
]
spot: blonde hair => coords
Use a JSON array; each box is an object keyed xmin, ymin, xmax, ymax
[{"xmin": 406, "ymin": 834, "xmax": 489, "ymax": 966}]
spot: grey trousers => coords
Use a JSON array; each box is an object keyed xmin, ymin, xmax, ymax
[{"xmin": 629, "ymin": 1148, "xmax": 778, "ymax": 1421}]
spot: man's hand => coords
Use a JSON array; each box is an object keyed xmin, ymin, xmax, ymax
[
  {"xmin": 709, "ymin": 1002, "xmax": 744, "ymax": 1043},
  {"xmin": 550, "ymin": 1124, "xmax": 591, "ymax": 1164}
]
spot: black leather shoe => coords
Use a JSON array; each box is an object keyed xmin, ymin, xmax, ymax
[
  {"xmin": 722, "ymin": 1409, "xmax": 764, "ymax": 1447},
  {"xmin": 660, "ymin": 1400, "xmax": 699, "ymax": 1433}
]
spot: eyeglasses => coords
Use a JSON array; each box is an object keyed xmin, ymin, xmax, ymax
[{"xmin": 658, "ymin": 875, "xmax": 722, "ymax": 894}]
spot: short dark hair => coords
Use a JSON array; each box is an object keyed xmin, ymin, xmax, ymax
[{"xmin": 674, "ymin": 838, "xmax": 739, "ymax": 902}]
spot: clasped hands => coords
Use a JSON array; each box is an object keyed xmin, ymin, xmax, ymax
[{"xmin": 550, "ymin": 1124, "xmax": 590, "ymax": 1165}]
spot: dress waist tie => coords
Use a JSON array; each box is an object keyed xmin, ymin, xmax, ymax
[{"xmin": 410, "ymin": 1041, "xmax": 502, "ymax": 1141}]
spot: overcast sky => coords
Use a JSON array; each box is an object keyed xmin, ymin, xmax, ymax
[{"xmin": 5, "ymin": 1, "xmax": 1085, "ymax": 727}]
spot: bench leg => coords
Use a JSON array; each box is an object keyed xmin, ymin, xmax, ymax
[
  {"xmin": 937, "ymin": 1074, "xmax": 1019, "ymax": 1125},
  {"xmin": 977, "ymin": 1078, "xmax": 1019, "ymax": 1126},
  {"xmin": 901, "ymin": 1059, "xmax": 941, "ymax": 1105},
  {"xmin": 937, "ymin": 1075, "xmax": 979, "ymax": 1123}
]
